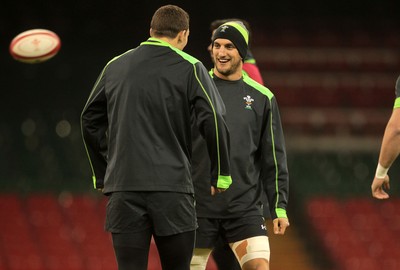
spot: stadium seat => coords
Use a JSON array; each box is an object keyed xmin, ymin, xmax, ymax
[
  {"xmin": 59, "ymin": 194, "xmax": 117, "ymax": 270},
  {"xmin": 25, "ymin": 194, "xmax": 85, "ymax": 270},
  {"xmin": 0, "ymin": 194, "xmax": 46, "ymax": 270},
  {"xmin": 306, "ymin": 197, "xmax": 400, "ymax": 270}
]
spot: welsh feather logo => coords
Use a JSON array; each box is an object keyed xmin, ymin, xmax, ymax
[{"xmin": 243, "ymin": 95, "xmax": 254, "ymax": 110}]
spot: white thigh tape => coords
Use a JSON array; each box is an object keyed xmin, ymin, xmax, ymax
[{"xmin": 231, "ymin": 236, "xmax": 270, "ymax": 266}]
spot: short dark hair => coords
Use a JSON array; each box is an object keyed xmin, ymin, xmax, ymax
[{"xmin": 150, "ymin": 5, "xmax": 190, "ymax": 39}]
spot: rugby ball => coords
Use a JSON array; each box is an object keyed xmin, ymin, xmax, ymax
[{"xmin": 9, "ymin": 29, "xmax": 61, "ymax": 63}]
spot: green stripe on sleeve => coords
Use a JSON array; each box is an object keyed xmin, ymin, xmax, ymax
[
  {"xmin": 193, "ymin": 66, "xmax": 223, "ymax": 177},
  {"xmin": 92, "ymin": 176, "xmax": 97, "ymax": 189},
  {"xmin": 266, "ymin": 99, "xmax": 281, "ymax": 210}
]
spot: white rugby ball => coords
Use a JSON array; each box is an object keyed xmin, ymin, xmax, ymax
[{"xmin": 9, "ymin": 29, "xmax": 61, "ymax": 64}]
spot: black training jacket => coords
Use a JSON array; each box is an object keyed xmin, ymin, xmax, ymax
[
  {"xmin": 81, "ymin": 37, "xmax": 232, "ymax": 194},
  {"xmin": 192, "ymin": 71, "xmax": 289, "ymax": 220}
]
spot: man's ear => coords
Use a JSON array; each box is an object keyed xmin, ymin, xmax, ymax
[
  {"xmin": 177, "ymin": 30, "xmax": 185, "ymax": 43},
  {"xmin": 184, "ymin": 29, "xmax": 190, "ymax": 39},
  {"xmin": 178, "ymin": 30, "xmax": 189, "ymax": 43}
]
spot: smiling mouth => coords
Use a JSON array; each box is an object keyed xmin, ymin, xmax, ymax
[{"xmin": 218, "ymin": 58, "xmax": 229, "ymax": 63}]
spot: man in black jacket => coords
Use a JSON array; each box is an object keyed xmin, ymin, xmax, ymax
[
  {"xmin": 81, "ymin": 5, "xmax": 232, "ymax": 270},
  {"xmin": 190, "ymin": 21, "xmax": 290, "ymax": 270},
  {"xmin": 207, "ymin": 18, "xmax": 269, "ymax": 270}
]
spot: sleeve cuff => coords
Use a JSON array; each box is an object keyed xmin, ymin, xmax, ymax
[
  {"xmin": 216, "ymin": 175, "xmax": 232, "ymax": 189},
  {"xmin": 275, "ymin": 208, "xmax": 287, "ymax": 218},
  {"xmin": 394, "ymin": 97, "xmax": 400, "ymax": 108},
  {"xmin": 93, "ymin": 176, "xmax": 104, "ymax": 189}
]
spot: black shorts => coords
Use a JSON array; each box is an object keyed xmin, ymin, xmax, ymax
[
  {"xmin": 195, "ymin": 216, "xmax": 267, "ymax": 248},
  {"xmin": 105, "ymin": 191, "xmax": 197, "ymax": 236}
]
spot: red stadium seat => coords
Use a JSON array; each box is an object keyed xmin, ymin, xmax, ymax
[
  {"xmin": 25, "ymin": 194, "xmax": 85, "ymax": 270},
  {"xmin": 307, "ymin": 197, "xmax": 400, "ymax": 270},
  {"xmin": 0, "ymin": 194, "xmax": 46, "ymax": 270}
]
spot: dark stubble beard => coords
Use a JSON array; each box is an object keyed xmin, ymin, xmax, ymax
[{"xmin": 215, "ymin": 57, "xmax": 241, "ymax": 77}]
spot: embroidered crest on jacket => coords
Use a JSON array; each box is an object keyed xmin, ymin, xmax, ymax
[{"xmin": 243, "ymin": 95, "xmax": 254, "ymax": 110}]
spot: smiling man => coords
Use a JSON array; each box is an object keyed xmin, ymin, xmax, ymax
[{"xmin": 190, "ymin": 21, "xmax": 290, "ymax": 270}]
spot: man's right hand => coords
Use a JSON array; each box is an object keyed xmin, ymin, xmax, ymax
[{"xmin": 371, "ymin": 174, "xmax": 390, "ymax": 199}]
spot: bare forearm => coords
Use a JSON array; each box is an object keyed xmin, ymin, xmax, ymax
[{"xmin": 378, "ymin": 110, "xmax": 400, "ymax": 168}]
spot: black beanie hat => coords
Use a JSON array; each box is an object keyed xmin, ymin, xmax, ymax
[{"xmin": 211, "ymin": 21, "xmax": 249, "ymax": 59}]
